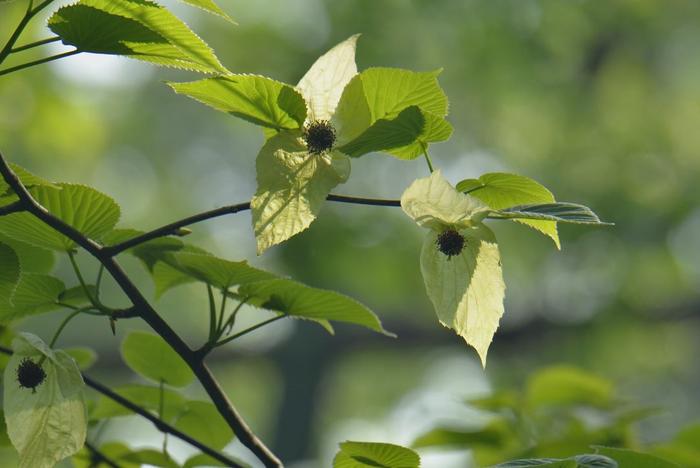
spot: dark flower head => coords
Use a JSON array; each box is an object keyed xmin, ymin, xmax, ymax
[
  {"xmin": 16, "ymin": 358, "xmax": 46, "ymax": 393},
  {"xmin": 303, "ymin": 120, "xmax": 336, "ymax": 154},
  {"xmin": 436, "ymin": 228, "xmax": 466, "ymax": 259}
]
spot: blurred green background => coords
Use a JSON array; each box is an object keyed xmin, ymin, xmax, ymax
[{"xmin": 2, "ymin": 0, "xmax": 700, "ymax": 466}]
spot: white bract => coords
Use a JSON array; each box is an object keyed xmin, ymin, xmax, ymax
[
  {"xmin": 3, "ymin": 333, "xmax": 87, "ymax": 468},
  {"xmin": 401, "ymin": 171, "xmax": 505, "ymax": 366},
  {"xmin": 252, "ymin": 35, "xmax": 362, "ymax": 254}
]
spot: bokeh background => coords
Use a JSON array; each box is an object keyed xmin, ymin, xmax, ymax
[{"xmin": 2, "ymin": 0, "xmax": 700, "ymax": 466}]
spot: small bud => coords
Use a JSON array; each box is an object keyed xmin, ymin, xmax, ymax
[
  {"xmin": 436, "ymin": 229, "xmax": 465, "ymax": 259},
  {"xmin": 303, "ymin": 120, "xmax": 336, "ymax": 155},
  {"xmin": 16, "ymin": 358, "xmax": 46, "ymax": 393}
]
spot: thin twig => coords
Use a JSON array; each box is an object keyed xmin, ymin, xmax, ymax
[
  {"xmin": 0, "ymin": 345, "xmax": 242, "ymax": 468},
  {"xmin": 10, "ymin": 36, "xmax": 62, "ymax": 54},
  {"xmin": 0, "ymin": 151, "xmax": 282, "ymax": 467},
  {"xmin": 0, "ymin": 50, "xmax": 80, "ymax": 77}
]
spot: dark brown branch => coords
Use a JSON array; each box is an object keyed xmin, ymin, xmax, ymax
[
  {"xmin": 0, "ymin": 152, "xmax": 282, "ymax": 467},
  {"xmin": 0, "ymin": 200, "xmax": 24, "ymax": 216},
  {"xmin": 0, "ymin": 345, "xmax": 242, "ymax": 468},
  {"xmin": 104, "ymin": 194, "xmax": 403, "ymax": 256}
]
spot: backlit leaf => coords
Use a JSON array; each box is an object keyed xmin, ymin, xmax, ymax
[{"xmin": 121, "ymin": 331, "xmax": 194, "ymax": 387}]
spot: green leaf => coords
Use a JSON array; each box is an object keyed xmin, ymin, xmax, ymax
[
  {"xmin": 338, "ymin": 106, "xmax": 452, "ymax": 159},
  {"xmin": 401, "ymin": 170, "xmax": 491, "ymax": 231},
  {"xmin": 525, "ymin": 366, "xmax": 615, "ymax": 409},
  {"xmin": 334, "ymin": 441, "xmax": 420, "ymax": 468},
  {"xmin": 174, "ymin": 401, "xmax": 233, "ymax": 450},
  {"xmin": 152, "ymin": 261, "xmax": 197, "ymax": 298},
  {"xmin": 492, "ymin": 460, "xmax": 578, "ymax": 468},
  {"xmin": 0, "ymin": 184, "xmax": 121, "ymax": 252},
  {"xmin": 297, "ymin": 35, "xmax": 360, "ymax": 121},
  {"xmin": 48, "ymin": 0, "xmax": 226, "ymax": 74},
  {"xmin": 0, "ymin": 243, "xmax": 19, "ymax": 291},
  {"xmin": 178, "ymin": 0, "xmax": 234, "ymax": 22},
  {"xmin": 335, "ymin": 68, "xmax": 450, "ymax": 158},
  {"xmin": 456, "ymin": 173, "xmax": 560, "ymax": 248},
  {"xmin": 0, "ymin": 234, "xmax": 54, "ymax": 274},
  {"xmin": 238, "ymin": 278, "xmax": 391, "ymax": 334},
  {"xmin": 494, "ymin": 203, "xmax": 611, "ymax": 226},
  {"xmin": 420, "ymin": 224, "xmax": 505, "ymax": 367},
  {"xmin": 357, "ymin": 68, "xmax": 448, "ymax": 121},
  {"xmin": 120, "ymin": 449, "xmax": 179, "ymax": 468},
  {"xmin": 252, "ymin": 132, "xmax": 350, "ymax": 254},
  {"xmin": 0, "ymin": 163, "xmax": 56, "ymax": 196},
  {"xmin": 63, "ymin": 347, "xmax": 97, "ymax": 370},
  {"xmin": 90, "ymin": 384, "xmax": 186, "ymax": 422},
  {"xmin": 169, "ymin": 75, "xmax": 307, "ymax": 131},
  {"xmin": 0, "ymin": 273, "xmax": 65, "ymax": 322},
  {"xmin": 593, "ymin": 447, "xmax": 678, "ymax": 468},
  {"xmin": 4, "ymin": 333, "xmax": 87, "ymax": 468},
  {"xmin": 71, "ymin": 442, "xmax": 135, "ymax": 468},
  {"xmin": 58, "ymin": 285, "xmax": 97, "ymax": 308},
  {"xmin": 412, "ymin": 419, "xmax": 515, "ymax": 449},
  {"xmin": 121, "ymin": 331, "xmax": 195, "ymax": 387},
  {"xmin": 165, "ymin": 251, "xmax": 276, "ymax": 290}
]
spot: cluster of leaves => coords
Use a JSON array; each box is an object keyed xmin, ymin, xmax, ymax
[
  {"xmin": 0, "ymin": 0, "xmax": 613, "ymax": 466},
  {"xmin": 332, "ymin": 366, "xmax": 700, "ymax": 468}
]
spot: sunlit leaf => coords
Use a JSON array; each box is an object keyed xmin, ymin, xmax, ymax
[
  {"xmin": 48, "ymin": 0, "xmax": 227, "ymax": 73},
  {"xmin": 90, "ymin": 384, "xmax": 186, "ymax": 422},
  {"xmin": 165, "ymin": 251, "xmax": 276, "ymax": 290},
  {"xmin": 494, "ymin": 203, "xmax": 610, "ymax": 226},
  {"xmin": 297, "ymin": 34, "xmax": 360, "ymax": 121},
  {"xmin": 456, "ymin": 173, "xmax": 560, "ymax": 248},
  {"xmin": 169, "ymin": 75, "xmax": 307, "ymax": 130},
  {"xmin": 0, "ymin": 184, "xmax": 120, "ymax": 252},
  {"xmin": 4, "ymin": 333, "xmax": 87, "ymax": 468},
  {"xmin": 412, "ymin": 419, "xmax": 515, "ymax": 449},
  {"xmin": 121, "ymin": 331, "xmax": 194, "ymax": 387},
  {"xmin": 238, "ymin": 278, "xmax": 391, "ymax": 334},
  {"xmin": 252, "ymin": 132, "xmax": 350, "ymax": 254},
  {"xmin": 178, "ymin": 0, "xmax": 234, "ymax": 22},
  {"xmin": 0, "ymin": 274, "xmax": 65, "ymax": 322},
  {"xmin": 0, "ymin": 234, "xmax": 54, "ymax": 274}
]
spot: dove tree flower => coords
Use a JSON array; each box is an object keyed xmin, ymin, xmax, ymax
[
  {"xmin": 401, "ymin": 170, "xmax": 504, "ymax": 366},
  {"xmin": 169, "ymin": 35, "xmax": 453, "ymax": 253}
]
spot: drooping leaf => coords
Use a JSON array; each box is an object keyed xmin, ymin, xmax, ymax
[
  {"xmin": 401, "ymin": 170, "xmax": 490, "ymax": 231},
  {"xmin": 152, "ymin": 261, "xmax": 197, "ymax": 298},
  {"xmin": 420, "ymin": 224, "xmax": 505, "ymax": 367},
  {"xmin": 592, "ymin": 447, "xmax": 678, "ymax": 468},
  {"xmin": 121, "ymin": 331, "xmax": 194, "ymax": 388},
  {"xmin": 252, "ymin": 132, "xmax": 350, "ymax": 254},
  {"xmin": 165, "ymin": 251, "xmax": 276, "ymax": 290},
  {"xmin": 238, "ymin": 278, "xmax": 391, "ymax": 334},
  {"xmin": 334, "ymin": 441, "xmax": 420, "ymax": 468},
  {"xmin": 526, "ymin": 366, "xmax": 615, "ymax": 409},
  {"xmin": 63, "ymin": 347, "xmax": 97, "ymax": 370},
  {"xmin": 169, "ymin": 75, "xmax": 307, "ymax": 131},
  {"xmin": 338, "ymin": 106, "xmax": 452, "ymax": 159},
  {"xmin": 335, "ymin": 68, "xmax": 450, "ymax": 158},
  {"xmin": 493, "ymin": 203, "xmax": 610, "ymax": 226},
  {"xmin": 0, "ymin": 274, "xmax": 65, "ymax": 322},
  {"xmin": 178, "ymin": 0, "xmax": 234, "ymax": 22},
  {"xmin": 174, "ymin": 401, "xmax": 233, "ymax": 450},
  {"xmin": 456, "ymin": 173, "xmax": 560, "ymax": 248},
  {"xmin": 90, "ymin": 384, "xmax": 186, "ymax": 422},
  {"xmin": 48, "ymin": 0, "xmax": 227, "ymax": 74},
  {"xmin": 57, "ymin": 285, "xmax": 97, "ymax": 308},
  {"xmin": 4, "ymin": 333, "xmax": 87, "ymax": 468},
  {"xmin": 297, "ymin": 34, "xmax": 360, "ymax": 121},
  {"xmin": 0, "ymin": 184, "xmax": 120, "ymax": 252}
]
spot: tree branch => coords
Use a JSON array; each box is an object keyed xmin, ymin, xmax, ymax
[
  {"xmin": 0, "ymin": 345, "xmax": 242, "ymax": 468},
  {"xmin": 0, "ymin": 200, "xmax": 25, "ymax": 216},
  {"xmin": 84, "ymin": 441, "xmax": 120, "ymax": 468},
  {"xmin": 0, "ymin": 151, "xmax": 282, "ymax": 468}
]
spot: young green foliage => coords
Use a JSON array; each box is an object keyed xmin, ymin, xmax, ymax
[
  {"xmin": 3, "ymin": 333, "xmax": 87, "ymax": 468},
  {"xmin": 48, "ymin": 0, "xmax": 227, "ymax": 73},
  {"xmin": 121, "ymin": 331, "xmax": 195, "ymax": 387}
]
